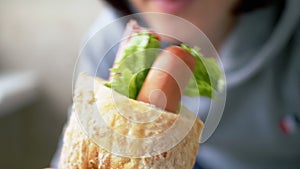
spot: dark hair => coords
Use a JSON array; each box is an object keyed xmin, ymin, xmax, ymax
[
  {"xmin": 104, "ymin": 0, "xmax": 285, "ymax": 15},
  {"xmin": 104, "ymin": 0, "xmax": 132, "ymax": 15},
  {"xmin": 233, "ymin": 0, "xmax": 285, "ymax": 14}
]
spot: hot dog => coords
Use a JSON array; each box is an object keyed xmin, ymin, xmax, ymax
[
  {"xmin": 58, "ymin": 20, "xmax": 222, "ymax": 169},
  {"xmin": 137, "ymin": 46, "xmax": 195, "ymax": 113}
]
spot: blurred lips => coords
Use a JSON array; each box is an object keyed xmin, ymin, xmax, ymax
[{"xmin": 150, "ymin": 0, "xmax": 192, "ymax": 14}]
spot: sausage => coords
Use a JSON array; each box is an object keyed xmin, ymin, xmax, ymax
[{"xmin": 137, "ymin": 46, "xmax": 195, "ymax": 113}]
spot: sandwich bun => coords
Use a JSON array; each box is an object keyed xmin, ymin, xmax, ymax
[{"xmin": 58, "ymin": 73, "xmax": 203, "ymax": 169}]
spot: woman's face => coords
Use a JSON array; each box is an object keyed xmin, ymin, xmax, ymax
[
  {"xmin": 130, "ymin": 0, "xmax": 209, "ymax": 14},
  {"xmin": 129, "ymin": 0, "xmax": 238, "ymax": 17},
  {"xmin": 129, "ymin": 0, "xmax": 239, "ymax": 48}
]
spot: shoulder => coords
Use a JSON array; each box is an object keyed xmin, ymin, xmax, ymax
[{"xmin": 76, "ymin": 5, "xmax": 126, "ymax": 78}]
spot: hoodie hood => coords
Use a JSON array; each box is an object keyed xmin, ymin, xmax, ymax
[
  {"xmin": 221, "ymin": 0, "xmax": 300, "ymax": 88},
  {"xmin": 198, "ymin": 1, "xmax": 300, "ymax": 168}
]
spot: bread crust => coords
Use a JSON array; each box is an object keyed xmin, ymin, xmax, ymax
[{"xmin": 58, "ymin": 73, "xmax": 203, "ymax": 169}]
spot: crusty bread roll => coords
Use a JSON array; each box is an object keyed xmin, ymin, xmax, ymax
[{"xmin": 58, "ymin": 73, "xmax": 204, "ymax": 169}]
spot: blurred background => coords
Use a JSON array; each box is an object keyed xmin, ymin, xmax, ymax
[{"xmin": 0, "ymin": 0, "xmax": 101, "ymax": 168}]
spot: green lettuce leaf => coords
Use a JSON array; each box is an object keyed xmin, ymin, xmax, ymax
[
  {"xmin": 181, "ymin": 44, "xmax": 224, "ymax": 98},
  {"xmin": 105, "ymin": 31, "xmax": 160, "ymax": 99}
]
